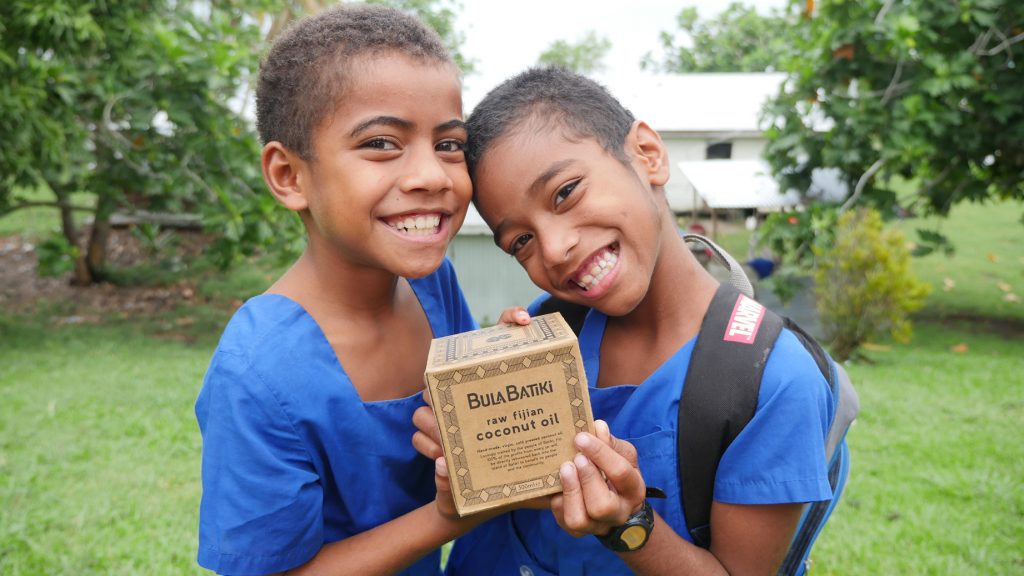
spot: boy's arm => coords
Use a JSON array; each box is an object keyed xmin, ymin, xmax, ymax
[
  {"xmin": 274, "ymin": 492, "xmax": 489, "ymax": 576},
  {"xmin": 556, "ymin": 425, "xmax": 803, "ymax": 576}
]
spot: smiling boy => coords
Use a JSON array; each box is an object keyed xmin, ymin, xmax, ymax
[
  {"xmin": 194, "ymin": 6, "xmax": 483, "ymax": 575},
  {"xmin": 418, "ymin": 67, "xmax": 835, "ymax": 575}
]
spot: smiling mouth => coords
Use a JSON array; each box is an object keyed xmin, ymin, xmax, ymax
[
  {"xmin": 571, "ymin": 244, "xmax": 619, "ymax": 291},
  {"xmin": 383, "ymin": 213, "xmax": 443, "ymax": 236}
]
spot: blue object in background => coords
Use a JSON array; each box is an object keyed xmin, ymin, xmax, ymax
[{"xmin": 748, "ymin": 257, "xmax": 775, "ymax": 279}]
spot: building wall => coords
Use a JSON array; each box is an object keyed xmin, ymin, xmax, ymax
[
  {"xmin": 445, "ymin": 234, "xmax": 542, "ymax": 326},
  {"xmin": 661, "ymin": 134, "xmax": 767, "ymax": 213}
]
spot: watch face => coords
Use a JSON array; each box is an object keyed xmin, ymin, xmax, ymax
[{"xmin": 621, "ymin": 525, "xmax": 648, "ymax": 550}]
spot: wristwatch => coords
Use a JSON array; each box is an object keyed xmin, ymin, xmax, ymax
[{"xmin": 595, "ymin": 499, "xmax": 655, "ymax": 552}]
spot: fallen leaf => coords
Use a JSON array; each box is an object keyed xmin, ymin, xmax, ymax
[
  {"xmin": 997, "ymin": 281, "xmax": 1012, "ymax": 292},
  {"xmin": 943, "ymin": 277, "xmax": 956, "ymax": 291},
  {"xmin": 861, "ymin": 342, "xmax": 891, "ymax": 352},
  {"xmin": 986, "ymin": 252, "xmax": 999, "ymax": 263},
  {"xmin": 951, "ymin": 343, "xmax": 969, "ymax": 353},
  {"xmin": 1004, "ymin": 293, "xmax": 1020, "ymax": 303}
]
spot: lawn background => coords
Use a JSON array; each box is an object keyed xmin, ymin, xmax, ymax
[{"xmin": 1, "ymin": 200, "xmax": 1022, "ymax": 574}]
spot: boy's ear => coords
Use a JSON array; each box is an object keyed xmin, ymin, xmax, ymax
[
  {"xmin": 626, "ymin": 120, "xmax": 670, "ymax": 187},
  {"xmin": 262, "ymin": 141, "xmax": 309, "ymax": 212}
]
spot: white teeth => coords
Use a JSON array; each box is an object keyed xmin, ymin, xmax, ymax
[
  {"xmin": 574, "ymin": 247, "xmax": 618, "ymax": 291},
  {"xmin": 390, "ymin": 214, "xmax": 442, "ymax": 234}
]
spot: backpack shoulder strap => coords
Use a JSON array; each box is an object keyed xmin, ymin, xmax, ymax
[
  {"xmin": 534, "ymin": 296, "xmax": 589, "ymax": 336},
  {"xmin": 679, "ymin": 282, "xmax": 784, "ymax": 549}
]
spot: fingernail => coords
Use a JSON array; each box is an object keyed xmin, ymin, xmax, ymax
[
  {"xmin": 516, "ymin": 310, "xmax": 529, "ymax": 322},
  {"xmin": 560, "ymin": 461, "xmax": 575, "ymax": 477},
  {"xmin": 576, "ymin": 432, "xmax": 592, "ymax": 449},
  {"xmin": 574, "ymin": 453, "xmax": 589, "ymax": 469},
  {"xmin": 436, "ymin": 458, "xmax": 448, "ymax": 477}
]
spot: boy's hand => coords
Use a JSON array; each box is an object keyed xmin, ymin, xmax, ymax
[
  {"xmin": 432, "ymin": 457, "xmax": 461, "ymax": 521},
  {"xmin": 412, "ymin": 396, "xmax": 444, "ymax": 461},
  {"xmin": 498, "ymin": 306, "xmax": 531, "ymax": 326},
  {"xmin": 551, "ymin": 420, "xmax": 647, "ymax": 538}
]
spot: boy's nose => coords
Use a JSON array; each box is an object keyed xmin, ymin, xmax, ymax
[
  {"xmin": 399, "ymin": 145, "xmax": 452, "ymax": 194},
  {"xmin": 539, "ymin": 227, "xmax": 579, "ymax": 268}
]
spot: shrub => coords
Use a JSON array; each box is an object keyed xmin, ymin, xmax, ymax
[
  {"xmin": 813, "ymin": 208, "xmax": 930, "ymax": 362},
  {"xmin": 756, "ymin": 204, "xmax": 838, "ymax": 305}
]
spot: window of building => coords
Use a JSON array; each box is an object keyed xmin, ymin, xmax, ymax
[{"xmin": 705, "ymin": 142, "xmax": 733, "ymax": 159}]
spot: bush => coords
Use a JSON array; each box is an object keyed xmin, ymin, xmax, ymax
[
  {"xmin": 813, "ymin": 208, "xmax": 930, "ymax": 362},
  {"xmin": 756, "ymin": 204, "xmax": 838, "ymax": 305}
]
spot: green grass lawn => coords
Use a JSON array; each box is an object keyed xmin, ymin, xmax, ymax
[
  {"xmin": 1, "ymin": 200, "xmax": 1022, "ymax": 574},
  {"xmin": 0, "ymin": 319, "xmax": 213, "ymax": 575},
  {"xmin": 895, "ymin": 201, "xmax": 1024, "ymax": 323},
  {"xmin": 809, "ymin": 321, "xmax": 1023, "ymax": 574}
]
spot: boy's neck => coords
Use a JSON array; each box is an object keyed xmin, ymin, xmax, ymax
[{"xmin": 269, "ymin": 247, "xmax": 405, "ymax": 320}]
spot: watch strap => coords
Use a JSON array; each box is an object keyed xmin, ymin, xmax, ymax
[{"xmin": 595, "ymin": 499, "xmax": 654, "ymax": 552}]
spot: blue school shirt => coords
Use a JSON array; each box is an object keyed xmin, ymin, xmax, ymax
[
  {"xmin": 446, "ymin": 308, "xmax": 834, "ymax": 576},
  {"xmin": 195, "ymin": 259, "xmax": 475, "ymax": 575}
]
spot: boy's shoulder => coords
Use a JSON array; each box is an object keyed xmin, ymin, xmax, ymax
[
  {"xmin": 201, "ymin": 294, "xmax": 320, "ymax": 397},
  {"xmin": 214, "ymin": 293, "xmax": 308, "ymax": 357}
]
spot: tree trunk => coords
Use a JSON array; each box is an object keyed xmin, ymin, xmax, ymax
[
  {"xmin": 54, "ymin": 184, "xmax": 94, "ymax": 286},
  {"xmin": 82, "ymin": 191, "xmax": 117, "ymax": 284}
]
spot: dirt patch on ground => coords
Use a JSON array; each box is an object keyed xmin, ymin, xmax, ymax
[{"xmin": 0, "ymin": 230, "xmax": 209, "ymax": 321}]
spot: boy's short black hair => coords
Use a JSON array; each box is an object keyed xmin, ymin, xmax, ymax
[
  {"xmin": 256, "ymin": 4, "xmax": 453, "ymax": 159},
  {"xmin": 466, "ymin": 67, "xmax": 636, "ymax": 177}
]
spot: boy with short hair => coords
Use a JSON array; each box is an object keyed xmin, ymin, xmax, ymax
[
  {"xmin": 416, "ymin": 67, "xmax": 835, "ymax": 575},
  {"xmin": 195, "ymin": 5, "xmax": 483, "ymax": 574}
]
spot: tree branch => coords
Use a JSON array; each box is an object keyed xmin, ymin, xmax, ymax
[
  {"xmin": 985, "ymin": 31, "xmax": 1024, "ymax": 57},
  {"xmin": 969, "ymin": 26, "xmax": 996, "ymax": 55},
  {"xmin": 1, "ymin": 200, "xmax": 93, "ymax": 214},
  {"xmin": 874, "ymin": 0, "xmax": 895, "ymax": 26},
  {"xmin": 839, "ymin": 158, "xmax": 886, "ymax": 214},
  {"xmin": 881, "ymin": 59, "xmax": 905, "ymax": 106}
]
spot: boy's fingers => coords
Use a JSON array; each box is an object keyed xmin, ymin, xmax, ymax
[
  {"xmin": 556, "ymin": 461, "xmax": 590, "ymax": 537},
  {"xmin": 412, "ymin": 430, "xmax": 444, "ymax": 460},
  {"xmin": 498, "ymin": 306, "xmax": 531, "ymax": 325},
  {"xmin": 594, "ymin": 419, "xmax": 612, "ymax": 445},
  {"xmin": 576, "ymin": 433, "xmax": 645, "ymax": 501},
  {"xmin": 435, "ymin": 457, "xmax": 449, "ymax": 485},
  {"xmin": 420, "ymin": 388, "xmax": 433, "ymax": 408},
  {"xmin": 412, "ymin": 406, "xmax": 441, "ymax": 443},
  {"xmin": 574, "ymin": 453, "xmax": 621, "ymax": 522}
]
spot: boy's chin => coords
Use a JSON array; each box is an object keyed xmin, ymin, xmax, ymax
[{"xmin": 395, "ymin": 254, "xmax": 447, "ymax": 280}]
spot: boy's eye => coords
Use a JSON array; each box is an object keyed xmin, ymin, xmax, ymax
[
  {"xmin": 436, "ymin": 139, "xmax": 465, "ymax": 153},
  {"xmin": 509, "ymin": 233, "xmax": 533, "ymax": 257},
  {"xmin": 554, "ymin": 180, "xmax": 579, "ymax": 207},
  {"xmin": 361, "ymin": 138, "xmax": 398, "ymax": 151}
]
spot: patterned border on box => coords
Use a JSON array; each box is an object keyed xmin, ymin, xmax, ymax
[{"xmin": 428, "ymin": 345, "xmax": 590, "ymax": 509}]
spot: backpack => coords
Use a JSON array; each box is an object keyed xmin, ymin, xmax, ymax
[{"xmin": 535, "ymin": 233, "xmax": 859, "ymax": 576}]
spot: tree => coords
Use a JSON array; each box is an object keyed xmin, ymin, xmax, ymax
[
  {"xmin": 538, "ymin": 31, "xmax": 612, "ymax": 74},
  {"xmin": 642, "ymin": 3, "xmax": 793, "ymax": 73},
  {"xmin": 0, "ymin": 0, "xmax": 283, "ymax": 285},
  {"xmin": 762, "ymin": 0, "xmax": 1024, "ymax": 254},
  {"xmin": 1, "ymin": 0, "xmax": 472, "ymax": 286}
]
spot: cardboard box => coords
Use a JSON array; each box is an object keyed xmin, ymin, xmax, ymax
[{"xmin": 424, "ymin": 313, "xmax": 594, "ymax": 516}]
